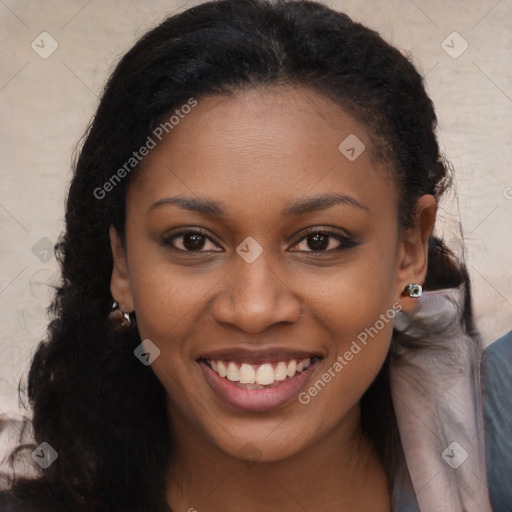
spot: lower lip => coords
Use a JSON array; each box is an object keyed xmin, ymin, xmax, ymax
[{"xmin": 199, "ymin": 359, "xmax": 320, "ymax": 412}]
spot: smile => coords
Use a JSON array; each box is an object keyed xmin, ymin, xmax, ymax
[
  {"xmin": 205, "ymin": 358, "xmax": 312, "ymax": 388},
  {"xmin": 198, "ymin": 355, "xmax": 322, "ymax": 412}
]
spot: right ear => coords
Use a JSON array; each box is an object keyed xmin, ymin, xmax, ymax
[{"xmin": 109, "ymin": 225, "xmax": 134, "ymax": 312}]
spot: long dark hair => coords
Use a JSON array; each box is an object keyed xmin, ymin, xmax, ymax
[{"xmin": 1, "ymin": 1, "xmax": 477, "ymax": 510}]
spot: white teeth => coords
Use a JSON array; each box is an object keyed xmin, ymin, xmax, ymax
[
  {"xmin": 274, "ymin": 361, "xmax": 288, "ymax": 381},
  {"xmin": 226, "ymin": 362, "xmax": 239, "ymax": 382},
  {"xmin": 239, "ymin": 363, "xmax": 256, "ymax": 384},
  {"xmin": 255, "ymin": 364, "xmax": 275, "ymax": 385},
  {"xmin": 287, "ymin": 360, "xmax": 297, "ymax": 377},
  {"xmin": 218, "ymin": 361, "xmax": 227, "ymax": 378},
  {"xmin": 208, "ymin": 357, "xmax": 312, "ymax": 386}
]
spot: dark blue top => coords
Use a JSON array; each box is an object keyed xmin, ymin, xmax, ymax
[{"xmin": 481, "ymin": 329, "xmax": 512, "ymax": 512}]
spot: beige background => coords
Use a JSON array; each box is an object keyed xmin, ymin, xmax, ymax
[{"xmin": 0, "ymin": 0, "xmax": 511, "ymax": 418}]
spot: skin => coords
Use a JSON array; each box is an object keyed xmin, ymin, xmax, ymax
[{"xmin": 110, "ymin": 86, "xmax": 437, "ymax": 511}]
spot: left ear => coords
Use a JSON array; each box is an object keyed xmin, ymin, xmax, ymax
[{"xmin": 395, "ymin": 194, "xmax": 437, "ymax": 314}]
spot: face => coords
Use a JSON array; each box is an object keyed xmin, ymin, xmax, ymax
[{"xmin": 110, "ymin": 86, "xmax": 435, "ymax": 463}]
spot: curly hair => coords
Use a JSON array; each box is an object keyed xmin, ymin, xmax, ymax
[{"xmin": 0, "ymin": 0, "xmax": 476, "ymax": 510}]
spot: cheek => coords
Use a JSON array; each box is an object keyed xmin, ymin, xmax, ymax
[
  {"xmin": 126, "ymin": 240, "xmax": 219, "ymax": 347},
  {"xmin": 292, "ymin": 241, "xmax": 398, "ymax": 342},
  {"xmin": 129, "ymin": 265, "xmax": 213, "ymax": 414},
  {"xmin": 307, "ymin": 289, "xmax": 394, "ymax": 404},
  {"xmin": 296, "ymin": 268, "xmax": 396, "ymax": 428},
  {"xmin": 296, "ymin": 325, "xmax": 392, "ymax": 447},
  {"xmin": 293, "ymin": 247, "xmax": 397, "ymax": 406}
]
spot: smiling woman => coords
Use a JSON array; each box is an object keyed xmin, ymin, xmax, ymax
[{"xmin": 0, "ymin": 0, "xmax": 501, "ymax": 511}]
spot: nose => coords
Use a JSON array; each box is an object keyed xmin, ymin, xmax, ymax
[{"xmin": 210, "ymin": 251, "xmax": 302, "ymax": 334}]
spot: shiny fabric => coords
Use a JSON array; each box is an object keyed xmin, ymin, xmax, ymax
[{"xmin": 390, "ymin": 285, "xmax": 494, "ymax": 511}]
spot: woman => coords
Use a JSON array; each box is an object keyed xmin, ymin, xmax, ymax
[{"xmin": 0, "ymin": 0, "xmax": 497, "ymax": 510}]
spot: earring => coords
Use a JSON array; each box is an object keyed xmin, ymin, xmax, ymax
[
  {"xmin": 110, "ymin": 301, "xmax": 134, "ymax": 328},
  {"xmin": 121, "ymin": 310, "xmax": 132, "ymax": 328},
  {"xmin": 401, "ymin": 283, "xmax": 423, "ymax": 298}
]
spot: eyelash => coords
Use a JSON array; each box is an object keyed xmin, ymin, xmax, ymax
[{"xmin": 161, "ymin": 228, "xmax": 359, "ymax": 254}]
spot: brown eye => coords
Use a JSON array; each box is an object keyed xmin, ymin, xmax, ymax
[
  {"xmin": 290, "ymin": 229, "xmax": 358, "ymax": 253},
  {"xmin": 162, "ymin": 230, "xmax": 222, "ymax": 252},
  {"xmin": 182, "ymin": 232, "xmax": 207, "ymax": 250},
  {"xmin": 306, "ymin": 233, "xmax": 330, "ymax": 251}
]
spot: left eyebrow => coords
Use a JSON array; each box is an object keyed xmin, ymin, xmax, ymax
[{"xmin": 281, "ymin": 193, "xmax": 370, "ymax": 217}]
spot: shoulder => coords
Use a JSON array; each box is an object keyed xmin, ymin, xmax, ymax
[
  {"xmin": 482, "ymin": 329, "xmax": 512, "ymax": 370},
  {"xmin": 481, "ymin": 329, "xmax": 512, "ymax": 412},
  {"xmin": 480, "ymin": 329, "xmax": 512, "ymax": 512}
]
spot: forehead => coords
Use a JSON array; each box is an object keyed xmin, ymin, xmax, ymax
[{"xmin": 128, "ymin": 86, "xmax": 397, "ymax": 223}]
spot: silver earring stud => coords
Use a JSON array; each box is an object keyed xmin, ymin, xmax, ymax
[
  {"xmin": 110, "ymin": 301, "xmax": 134, "ymax": 327},
  {"xmin": 122, "ymin": 311, "xmax": 132, "ymax": 327},
  {"xmin": 401, "ymin": 283, "xmax": 423, "ymax": 298}
]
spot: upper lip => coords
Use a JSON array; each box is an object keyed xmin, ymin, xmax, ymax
[{"xmin": 198, "ymin": 347, "xmax": 323, "ymax": 364}]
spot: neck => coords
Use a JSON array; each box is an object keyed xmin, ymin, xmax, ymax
[{"xmin": 165, "ymin": 404, "xmax": 390, "ymax": 511}]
